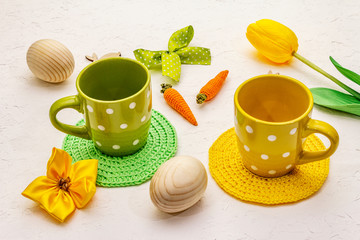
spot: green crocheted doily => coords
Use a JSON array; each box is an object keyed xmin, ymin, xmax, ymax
[{"xmin": 62, "ymin": 110, "xmax": 177, "ymax": 187}]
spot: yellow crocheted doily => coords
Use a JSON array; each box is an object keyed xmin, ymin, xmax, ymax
[{"xmin": 209, "ymin": 128, "xmax": 330, "ymax": 205}]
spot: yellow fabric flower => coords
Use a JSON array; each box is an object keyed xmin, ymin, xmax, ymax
[
  {"xmin": 22, "ymin": 148, "xmax": 98, "ymax": 222},
  {"xmin": 246, "ymin": 19, "xmax": 299, "ymax": 63}
]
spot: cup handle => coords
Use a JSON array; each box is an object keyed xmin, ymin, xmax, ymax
[
  {"xmin": 298, "ymin": 119, "xmax": 339, "ymax": 165},
  {"xmin": 49, "ymin": 95, "xmax": 91, "ymax": 140}
]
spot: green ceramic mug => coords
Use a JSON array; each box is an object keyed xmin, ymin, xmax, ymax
[{"xmin": 49, "ymin": 57, "xmax": 152, "ymax": 156}]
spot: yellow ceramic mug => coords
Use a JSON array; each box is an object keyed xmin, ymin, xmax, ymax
[{"xmin": 234, "ymin": 74, "xmax": 339, "ymax": 177}]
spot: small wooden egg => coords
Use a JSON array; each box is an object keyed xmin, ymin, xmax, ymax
[
  {"xmin": 26, "ymin": 39, "xmax": 75, "ymax": 83},
  {"xmin": 150, "ymin": 156, "xmax": 207, "ymax": 213}
]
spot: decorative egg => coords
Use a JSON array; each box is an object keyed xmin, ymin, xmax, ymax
[
  {"xmin": 150, "ymin": 156, "xmax": 207, "ymax": 213},
  {"xmin": 26, "ymin": 39, "xmax": 75, "ymax": 83}
]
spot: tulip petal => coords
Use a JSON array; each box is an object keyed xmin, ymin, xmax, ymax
[
  {"xmin": 22, "ymin": 176, "xmax": 76, "ymax": 222},
  {"xmin": 46, "ymin": 148, "xmax": 72, "ymax": 181},
  {"xmin": 246, "ymin": 19, "xmax": 298, "ymax": 63},
  {"xmin": 256, "ymin": 19, "xmax": 298, "ymax": 52},
  {"xmin": 68, "ymin": 159, "xmax": 98, "ymax": 208},
  {"xmin": 247, "ymin": 29, "xmax": 291, "ymax": 63}
]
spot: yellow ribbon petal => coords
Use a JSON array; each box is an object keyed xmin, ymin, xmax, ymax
[
  {"xmin": 46, "ymin": 148, "xmax": 72, "ymax": 181},
  {"xmin": 22, "ymin": 176, "xmax": 57, "ymax": 202},
  {"xmin": 68, "ymin": 159, "xmax": 98, "ymax": 208},
  {"xmin": 22, "ymin": 176, "xmax": 76, "ymax": 222}
]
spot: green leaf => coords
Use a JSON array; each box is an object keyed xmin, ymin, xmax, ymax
[
  {"xmin": 330, "ymin": 56, "xmax": 360, "ymax": 85},
  {"xmin": 311, "ymin": 87, "xmax": 360, "ymax": 116}
]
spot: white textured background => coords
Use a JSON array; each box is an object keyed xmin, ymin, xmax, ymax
[{"xmin": 1, "ymin": 0, "xmax": 360, "ymax": 239}]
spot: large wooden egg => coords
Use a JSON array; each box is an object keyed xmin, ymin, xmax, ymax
[
  {"xmin": 150, "ymin": 156, "xmax": 207, "ymax": 213},
  {"xmin": 26, "ymin": 39, "xmax": 75, "ymax": 83}
]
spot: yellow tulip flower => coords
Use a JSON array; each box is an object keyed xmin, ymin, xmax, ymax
[
  {"xmin": 246, "ymin": 19, "xmax": 360, "ymax": 100},
  {"xmin": 246, "ymin": 19, "xmax": 298, "ymax": 63},
  {"xmin": 22, "ymin": 148, "xmax": 98, "ymax": 222}
]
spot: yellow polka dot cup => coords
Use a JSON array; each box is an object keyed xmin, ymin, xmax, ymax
[
  {"xmin": 50, "ymin": 58, "xmax": 152, "ymax": 156},
  {"xmin": 234, "ymin": 74, "xmax": 339, "ymax": 177}
]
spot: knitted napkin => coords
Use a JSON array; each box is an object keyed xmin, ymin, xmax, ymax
[
  {"xmin": 63, "ymin": 110, "xmax": 177, "ymax": 187},
  {"xmin": 209, "ymin": 128, "xmax": 330, "ymax": 205}
]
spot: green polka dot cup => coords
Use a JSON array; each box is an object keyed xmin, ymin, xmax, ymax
[
  {"xmin": 234, "ymin": 74, "xmax": 339, "ymax": 177},
  {"xmin": 50, "ymin": 58, "xmax": 152, "ymax": 156}
]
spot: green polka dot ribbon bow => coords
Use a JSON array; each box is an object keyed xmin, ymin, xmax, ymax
[{"xmin": 133, "ymin": 25, "xmax": 211, "ymax": 82}]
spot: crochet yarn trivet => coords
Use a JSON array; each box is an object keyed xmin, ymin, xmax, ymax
[
  {"xmin": 209, "ymin": 128, "xmax": 330, "ymax": 205},
  {"xmin": 62, "ymin": 110, "xmax": 177, "ymax": 187}
]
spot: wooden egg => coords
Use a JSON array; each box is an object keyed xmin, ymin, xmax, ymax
[
  {"xmin": 150, "ymin": 156, "xmax": 207, "ymax": 213},
  {"xmin": 26, "ymin": 39, "xmax": 75, "ymax": 83}
]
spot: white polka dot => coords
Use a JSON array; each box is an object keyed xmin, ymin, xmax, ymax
[
  {"xmin": 245, "ymin": 125, "xmax": 253, "ymax": 134},
  {"xmin": 141, "ymin": 116, "xmax": 146, "ymax": 122},
  {"xmin": 261, "ymin": 154, "xmax": 269, "ymax": 160},
  {"xmin": 106, "ymin": 108, "xmax": 114, "ymax": 114},
  {"xmin": 98, "ymin": 125, "xmax": 105, "ymax": 131},
  {"xmin": 96, "ymin": 141, "xmax": 102, "ymax": 146},
  {"xmin": 244, "ymin": 145, "xmax": 250, "ymax": 152},
  {"xmin": 267, "ymin": 135, "xmax": 277, "ymax": 141},
  {"xmin": 268, "ymin": 170, "xmax": 276, "ymax": 175},
  {"xmin": 282, "ymin": 152, "xmax": 290, "ymax": 158},
  {"xmin": 112, "ymin": 145, "xmax": 120, "ymax": 150},
  {"xmin": 120, "ymin": 124, "xmax": 128, "ymax": 129},
  {"xmin": 251, "ymin": 165, "xmax": 258, "ymax": 171},
  {"xmin": 290, "ymin": 128, "xmax": 297, "ymax": 135},
  {"xmin": 133, "ymin": 139, "xmax": 139, "ymax": 145},
  {"xmin": 286, "ymin": 164, "xmax": 293, "ymax": 169},
  {"xmin": 87, "ymin": 105, "xmax": 93, "ymax": 112},
  {"xmin": 129, "ymin": 102, "xmax": 136, "ymax": 109}
]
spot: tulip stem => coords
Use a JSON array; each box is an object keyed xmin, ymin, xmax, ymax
[{"xmin": 293, "ymin": 52, "xmax": 360, "ymax": 100}]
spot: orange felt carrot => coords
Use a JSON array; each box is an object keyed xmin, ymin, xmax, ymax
[
  {"xmin": 196, "ymin": 70, "xmax": 229, "ymax": 104},
  {"xmin": 161, "ymin": 83, "xmax": 198, "ymax": 126}
]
